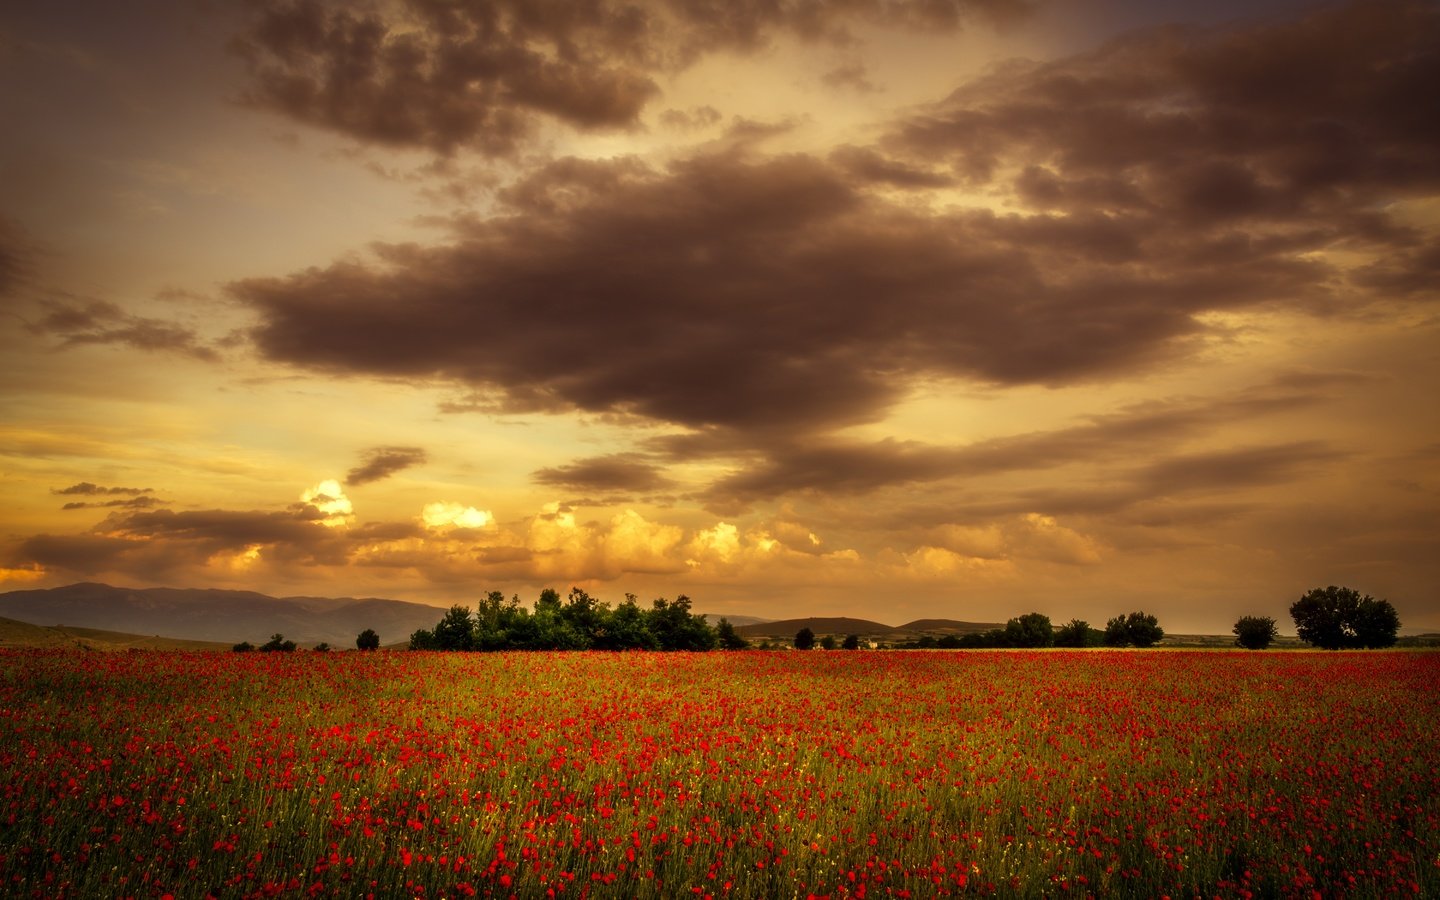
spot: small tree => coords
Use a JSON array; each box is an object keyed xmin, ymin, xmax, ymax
[
  {"xmin": 1291, "ymin": 586, "xmax": 1400, "ymax": 649},
  {"xmin": 842, "ymin": 634, "xmax": 861, "ymax": 651},
  {"xmin": 356, "ymin": 628, "xmax": 380, "ymax": 651},
  {"xmin": 1233, "ymin": 615, "xmax": 1278, "ymax": 650},
  {"xmin": 232, "ymin": 640, "xmax": 254, "ymax": 652},
  {"xmin": 715, "ymin": 618, "xmax": 750, "ymax": 650},
  {"xmin": 819, "ymin": 634, "xmax": 837, "ymax": 650},
  {"xmin": 408, "ymin": 628, "xmax": 438, "ymax": 651},
  {"xmin": 433, "ymin": 605, "xmax": 476, "ymax": 651},
  {"xmin": 259, "ymin": 633, "xmax": 296, "ymax": 652},
  {"xmin": 313, "ymin": 642, "xmax": 330, "ymax": 652},
  {"xmin": 794, "ymin": 627, "xmax": 816, "ymax": 650}
]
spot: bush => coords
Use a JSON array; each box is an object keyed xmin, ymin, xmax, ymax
[
  {"xmin": 842, "ymin": 634, "xmax": 861, "ymax": 651},
  {"xmin": 715, "ymin": 618, "xmax": 750, "ymax": 650},
  {"xmin": 1233, "ymin": 616, "xmax": 1278, "ymax": 650},
  {"xmin": 259, "ymin": 633, "xmax": 296, "ymax": 652},
  {"xmin": 356, "ymin": 628, "xmax": 380, "ymax": 651},
  {"xmin": 232, "ymin": 641, "xmax": 254, "ymax": 653},
  {"xmin": 1053, "ymin": 619, "xmax": 1098, "ymax": 648},
  {"xmin": 794, "ymin": 627, "xmax": 815, "ymax": 650}
]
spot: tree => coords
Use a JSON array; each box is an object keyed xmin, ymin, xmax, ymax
[
  {"xmin": 1004, "ymin": 612, "xmax": 1054, "ymax": 648},
  {"xmin": 715, "ymin": 618, "xmax": 750, "ymax": 650},
  {"xmin": 1053, "ymin": 619, "xmax": 1097, "ymax": 648},
  {"xmin": 1233, "ymin": 615, "xmax": 1278, "ymax": 650},
  {"xmin": 259, "ymin": 633, "xmax": 296, "ymax": 652},
  {"xmin": 1105, "ymin": 612, "xmax": 1164, "ymax": 648},
  {"xmin": 819, "ymin": 634, "xmax": 837, "ymax": 650},
  {"xmin": 842, "ymin": 634, "xmax": 861, "ymax": 651},
  {"xmin": 647, "ymin": 595, "xmax": 717, "ymax": 651},
  {"xmin": 794, "ymin": 627, "xmax": 816, "ymax": 650},
  {"xmin": 232, "ymin": 640, "xmax": 254, "ymax": 652},
  {"xmin": 1291, "ymin": 586, "xmax": 1400, "ymax": 650},
  {"xmin": 408, "ymin": 628, "xmax": 438, "ymax": 650},
  {"xmin": 433, "ymin": 605, "xmax": 476, "ymax": 651},
  {"xmin": 356, "ymin": 628, "xmax": 380, "ymax": 651}
]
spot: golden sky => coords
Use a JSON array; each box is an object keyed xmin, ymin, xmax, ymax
[{"xmin": 1, "ymin": 0, "xmax": 1436, "ymax": 633}]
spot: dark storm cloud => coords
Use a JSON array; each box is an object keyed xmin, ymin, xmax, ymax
[
  {"xmin": 232, "ymin": 0, "xmax": 1436, "ymax": 503},
  {"xmin": 230, "ymin": 0, "xmax": 1029, "ymax": 155},
  {"xmin": 27, "ymin": 298, "xmax": 218, "ymax": 360},
  {"xmin": 886, "ymin": 0, "xmax": 1440, "ymax": 234},
  {"xmin": 345, "ymin": 446, "xmax": 428, "ymax": 486},
  {"xmin": 237, "ymin": 150, "xmax": 1332, "ymax": 437},
  {"xmin": 532, "ymin": 454, "xmax": 676, "ymax": 493}
]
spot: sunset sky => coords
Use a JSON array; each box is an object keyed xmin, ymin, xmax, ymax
[{"xmin": 2, "ymin": 0, "xmax": 1436, "ymax": 633}]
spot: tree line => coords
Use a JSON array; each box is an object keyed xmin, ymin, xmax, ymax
[
  {"xmin": 406, "ymin": 588, "xmax": 750, "ymax": 652},
  {"xmin": 232, "ymin": 583, "xmax": 1402, "ymax": 653}
]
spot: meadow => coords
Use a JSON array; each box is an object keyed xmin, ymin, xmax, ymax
[{"xmin": 0, "ymin": 649, "xmax": 1435, "ymax": 898}]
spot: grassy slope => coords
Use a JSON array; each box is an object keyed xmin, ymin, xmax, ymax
[{"xmin": 0, "ymin": 616, "xmax": 231, "ymax": 651}]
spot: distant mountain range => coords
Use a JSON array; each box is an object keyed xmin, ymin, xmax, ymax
[{"xmin": 0, "ymin": 583, "xmax": 452, "ymax": 647}]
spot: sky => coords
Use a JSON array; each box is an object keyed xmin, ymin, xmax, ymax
[{"xmin": 1, "ymin": 0, "xmax": 1436, "ymax": 634}]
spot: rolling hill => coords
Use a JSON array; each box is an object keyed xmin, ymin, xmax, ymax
[
  {"xmin": 0, "ymin": 583, "xmax": 449, "ymax": 647},
  {"xmin": 737, "ymin": 616, "xmax": 1005, "ymax": 640},
  {"xmin": 0, "ymin": 615, "xmax": 232, "ymax": 651}
]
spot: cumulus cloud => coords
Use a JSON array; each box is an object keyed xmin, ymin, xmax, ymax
[
  {"xmin": 300, "ymin": 479, "xmax": 353, "ymax": 526},
  {"xmin": 421, "ymin": 501, "xmax": 494, "ymax": 530},
  {"xmin": 345, "ymin": 445, "xmax": 427, "ymax": 486},
  {"xmin": 230, "ymin": 0, "xmax": 1028, "ymax": 155}
]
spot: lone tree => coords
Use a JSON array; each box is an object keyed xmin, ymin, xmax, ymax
[
  {"xmin": 794, "ymin": 627, "xmax": 816, "ymax": 650},
  {"xmin": 1233, "ymin": 615, "xmax": 1278, "ymax": 650},
  {"xmin": 715, "ymin": 618, "xmax": 749, "ymax": 650},
  {"xmin": 259, "ymin": 633, "xmax": 296, "ymax": 652},
  {"xmin": 1104, "ymin": 612, "xmax": 1164, "ymax": 648},
  {"xmin": 1290, "ymin": 586, "xmax": 1400, "ymax": 649},
  {"xmin": 842, "ymin": 634, "xmax": 861, "ymax": 651},
  {"xmin": 356, "ymin": 628, "xmax": 380, "ymax": 651}
]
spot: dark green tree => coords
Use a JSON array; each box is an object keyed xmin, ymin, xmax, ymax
[
  {"xmin": 794, "ymin": 627, "xmax": 816, "ymax": 650},
  {"xmin": 433, "ymin": 605, "xmax": 477, "ymax": 651},
  {"xmin": 408, "ymin": 628, "xmax": 438, "ymax": 650},
  {"xmin": 1053, "ymin": 619, "xmax": 1097, "ymax": 648},
  {"xmin": 1105, "ymin": 612, "xmax": 1164, "ymax": 648},
  {"xmin": 1291, "ymin": 586, "xmax": 1400, "ymax": 649},
  {"xmin": 1004, "ymin": 612, "xmax": 1054, "ymax": 648},
  {"xmin": 715, "ymin": 618, "xmax": 750, "ymax": 650},
  {"xmin": 356, "ymin": 628, "xmax": 380, "ymax": 651},
  {"xmin": 842, "ymin": 634, "xmax": 861, "ymax": 651},
  {"xmin": 605, "ymin": 594, "xmax": 658, "ymax": 650},
  {"xmin": 820, "ymin": 634, "xmax": 837, "ymax": 650},
  {"xmin": 232, "ymin": 640, "xmax": 254, "ymax": 652},
  {"xmin": 259, "ymin": 633, "xmax": 296, "ymax": 652},
  {"xmin": 313, "ymin": 642, "xmax": 330, "ymax": 652},
  {"xmin": 647, "ymin": 595, "xmax": 717, "ymax": 651},
  {"xmin": 1233, "ymin": 615, "xmax": 1278, "ymax": 650}
]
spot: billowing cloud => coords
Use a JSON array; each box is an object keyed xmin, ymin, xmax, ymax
[
  {"xmin": 345, "ymin": 445, "xmax": 427, "ymax": 485},
  {"xmin": 300, "ymin": 479, "xmax": 353, "ymax": 526},
  {"xmin": 230, "ymin": 0, "xmax": 1028, "ymax": 155},
  {"xmin": 421, "ymin": 501, "xmax": 494, "ymax": 530}
]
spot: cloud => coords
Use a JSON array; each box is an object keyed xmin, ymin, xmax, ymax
[
  {"xmin": 230, "ymin": 0, "xmax": 1028, "ymax": 155},
  {"xmin": 300, "ymin": 479, "xmax": 353, "ymax": 526},
  {"xmin": 61, "ymin": 497, "xmax": 167, "ymax": 511},
  {"xmin": 532, "ymin": 453, "xmax": 675, "ymax": 493},
  {"xmin": 26, "ymin": 297, "xmax": 218, "ymax": 360},
  {"xmin": 345, "ymin": 445, "xmax": 427, "ymax": 485},
  {"xmin": 53, "ymin": 482, "xmax": 154, "ymax": 496},
  {"xmin": 421, "ymin": 501, "xmax": 494, "ymax": 530}
]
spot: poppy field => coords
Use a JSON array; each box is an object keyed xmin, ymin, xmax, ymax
[{"xmin": 1, "ymin": 649, "xmax": 1436, "ymax": 898}]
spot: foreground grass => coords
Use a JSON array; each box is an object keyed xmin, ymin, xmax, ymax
[{"xmin": 0, "ymin": 649, "xmax": 1435, "ymax": 897}]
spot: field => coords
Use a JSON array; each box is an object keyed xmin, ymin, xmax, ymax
[{"xmin": 1, "ymin": 650, "xmax": 1435, "ymax": 898}]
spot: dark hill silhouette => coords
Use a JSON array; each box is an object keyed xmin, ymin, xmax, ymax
[
  {"xmin": 736, "ymin": 616, "xmax": 895, "ymax": 638},
  {"xmin": 892, "ymin": 618, "xmax": 1002, "ymax": 635}
]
